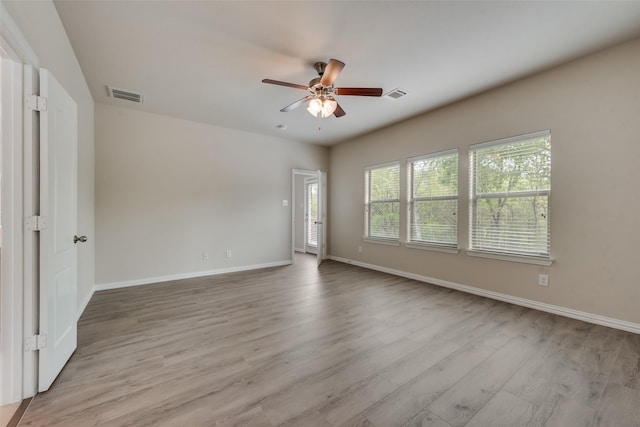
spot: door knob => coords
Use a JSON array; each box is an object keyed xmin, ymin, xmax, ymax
[{"xmin": 74, "ymin": 235, "xmax": 88, "ymax": 244}]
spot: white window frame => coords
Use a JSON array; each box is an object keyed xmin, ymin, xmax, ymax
[
  {"xmin": 364, "ymin": 161, "xmax": 400, "ymax": 244},
  {"xmin": 468, "ymin": 130, "xmax": 552, "ymax": 265},
  {"xmin": 406, "ymin": 149, "xmax": 459, "ymax": 252}
]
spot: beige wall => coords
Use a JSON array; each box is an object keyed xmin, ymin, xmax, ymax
[
  {"xmin": 95, "ymin": 104, "xmax": 328, "ymax": 285},
  {"xmin": 3, "ymin": 0, "xmax": 95, "ymax": 310},
  {"xmin": 329, "ymin": 37, "xmax": 640, "ymax": 324}
]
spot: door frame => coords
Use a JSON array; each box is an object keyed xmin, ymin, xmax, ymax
[
  {"xmin": 0, "ymin": 4, "xmax": 40, "ymax": 404},
  {"xmin": 303, "ymin": 176, "xmax": 318, "ymax": 254},
  {"xmin": 291, "ymin": 169, "xmax": 326, "ymax": 265}
]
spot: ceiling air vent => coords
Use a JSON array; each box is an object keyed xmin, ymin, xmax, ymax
[
  {"xmin": 384, "ymin": 88, "xmax": 407, "ymax": 100},
  {"xmin": 107, "ymin": 86, "xmax": 143, "ymax": 103}
]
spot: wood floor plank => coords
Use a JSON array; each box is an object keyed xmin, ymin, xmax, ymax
[
  {"xmin": 503, "ymin": 321, "xmax": 622, "ymax": 409},
  {"xmin": 427, "ymin": 335, "xmax": 537, "ymax": 427},
  {"xmin": 363, "ymin": 339, "xmax": 500, "ymax": 427},
  {"xmin": 17, "ymin": 254, "xmax": 640, "ymax": 426},
  {"xmin": 464, "ymin": 390, "xmax": 534, "ymax": 427},
  {"xmin": 592, "ymin": 383, "xmax": 640, "ymax": 427},
  {"xmin": 608, "ymin": 332, "xmax": 640, "ymax": 391},
  {"xmin": 402, "ymin": 409, "xmax": 452, "ymax": 427},
  {"xmin": 525, "ymin": 393, "xmax": 596, "ymax": 427}
]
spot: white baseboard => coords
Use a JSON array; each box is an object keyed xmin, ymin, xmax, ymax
[
  {"xmin": 294, "ymin": 247, "xmax": 305, "ymax": 253},
  {"xmin": 76, "ymin": 285, "xmax": 95, "ymax": 321},
  {"xmin": 329, "ymin": 255, "xmax": 640, "ymax": 335},
  {"xmin": 95, "ymin": 260, "xmax": 293, "ymax": 292}
]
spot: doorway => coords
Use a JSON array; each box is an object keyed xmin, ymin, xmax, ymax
[
  {"xmin": 1, "ymin": 12, "xmax": 80, "ymax": 403},
  {"xmin": 291, "ymin": 169, "xmax": 326, "ymax": 266},
  {"xmin": 304, "ymin": 177, "xmax": 318, "ymax": 255}
]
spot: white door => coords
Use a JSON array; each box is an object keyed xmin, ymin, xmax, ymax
[
  {"xmin": 316, "ymin": 171, "xmax": 327, "ymax": 266},
  {"xmin": 38, "ymin": 69, "xmax": 78, "ymax": 392}
]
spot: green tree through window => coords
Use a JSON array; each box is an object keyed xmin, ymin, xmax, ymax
[
  {"xmin": 409, "ymin": 150, "xmax": 458, "ymax": 247},
  {"xmin": 365, "ymin": 162, "xmax": 400, "ymax": 240},
  {"xmin": 470, "ymin": 131, "xmax": 551, "ymax": 257}
]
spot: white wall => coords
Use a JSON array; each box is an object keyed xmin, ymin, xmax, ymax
[
  {"xmin": 95, "ymin": 104, "xmax": 328, "ymax": 286},
  {"xmin": 329, "ymin": 37, "xmax": 640, "ymax": 325},
  {"xmin": 3, "ymin": 0, "xmax": 95, "ymax": 312}
]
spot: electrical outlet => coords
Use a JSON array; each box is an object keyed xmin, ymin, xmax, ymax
[
  {"xmin": 538, "ymin": 274, "xmax": 549, "ymax": 286},
  {"xmin": 358, "ymin": 245, "xmax": 362, "ymax": 253},
  {"xmin": 226, "ymin": 249, "xmax": 232, "ymax": 258},
  {"xmin": 202, "ymin": 252, "xmax": 208, "ymax": 260}
]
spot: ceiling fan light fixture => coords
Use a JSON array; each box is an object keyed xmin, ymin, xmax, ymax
[
  {"xmin": 307, "ymin": 96, "xmax": 337, "ymax": 118},
  {"xmin": 307, "ymin": 97, "xmax": 323, "ymax": 117},
  {"xmin": 320, "ymin": 97, "xmax": 337, "ymax": 118}
]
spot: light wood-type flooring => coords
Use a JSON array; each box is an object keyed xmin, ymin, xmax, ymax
[{"xmin": 19, "ymin": 254, "xmax": 640, "ymax": 426}]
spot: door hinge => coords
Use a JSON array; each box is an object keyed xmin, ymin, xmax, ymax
[
  {"xmin": 24, "ymin": 334, "xmax": 47, "ymax": 352},
  {"xmin": 26, "ymin": 94, "xmax": 47, "ymax": 112},
  {"xmin": 25, "ymin": 215, "xmax": 47, "ymax": 231}
]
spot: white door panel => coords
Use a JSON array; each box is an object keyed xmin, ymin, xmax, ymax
[
  {"xmin": 38, "ymin": 69, "xmax": 78, "ymax": 392},
  {"xmin": 316, "ymin": 171, "xmax": 327, "ymax": 267},
  {"xmin": 304, "ymin": 178, "xmax": 318, "ymax": 255}
]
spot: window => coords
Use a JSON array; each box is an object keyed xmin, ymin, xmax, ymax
[
  {"xmin": 365, "ymin": 162, "xmax": 400, "ymax": 241},
  {"xmin": 408, "ymin": 150, "xmax": 458, "ymax": 248},
  {"xmin": 469, "ymin": 130, "xmax": 551, "ymax": 260}
]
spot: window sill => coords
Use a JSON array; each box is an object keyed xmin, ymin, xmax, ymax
[
  {"xmin": 466, "ymin": 250, "xmax": 554, "ymax": 266},
  {"xmin": 404, "ymin": 242, "xmax": 459, "ymax": 254},
  {"xmin": 363, "ymin": 237, "xmax": 401, "ymax": 247}
]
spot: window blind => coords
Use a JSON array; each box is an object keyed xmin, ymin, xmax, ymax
[
  {"xmin": 365, "ymin": 162, "xmax": 400, "ymax": 240},
  {"xmin": 408, "ymin": 150, "xmax": 458, "ymax": 247},
  {"xmin": 469, "ymin": 131, "xmax": 551, "ymax": 257}
]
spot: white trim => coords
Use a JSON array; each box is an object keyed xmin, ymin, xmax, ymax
[
  {"xmin": 469, "ymin": 129, "xmax": 550, "ymax": 150},
  {"xmin": 0, "ymin": 53, "xmax": 25, "ymax": 406},
  {"xmin": 317, "ymin": 170, "xmax": 327, "ymax": 264},
  {"xmin": 466, "ymin": 249, "xmax": 554, "ymax": 266},
  {"xmin": 407, "ymin": 148, "xmax": 458, "ymax": 164},
  {"xmin": 294, "ymin": 247, "xmax": 306, "ymax": 253},
  {"xmin": 364, "ymin": 159, "xmax": 400, "ymax": 171},
  {"xmin": 0, "ymin": 7, "xmax": 40, "ymax": 401},
  {"xmin": 303, "ymin": 176, "xmax": 318, "ymax": 253},
  {"xmin": 328, "ymin": 255, "xmax": 640, "ymax": 335},
  {"xmin": 95, "ymin": 260, "xmax": 292, "ymax": 291},
  {"xmin": 0, "ymin": 4, "xmax": 39, "ymax": 67},
  {"xmin": 76, "ymin": 286, "xmax": 95, "ymax": 321},
  {"xmin": 404, "ymin": 243, "xmax": 460, "ymax": 254},
  {"xmin": 363, "ymin": 237, "xmax": 401, "ymax": 247},
  {"xmin": 21, "ymin": 64, "xmax": 38, "ymax": 399}
]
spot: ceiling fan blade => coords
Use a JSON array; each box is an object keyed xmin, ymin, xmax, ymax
[
  {"xmin": 333, "ymin": 103, "xmax": 346, "ymax": 118},
  {"xmin": 320, "ymin": 59, "xmax": 345, "ymax": 87},
  {"xmin": 262, "ymin": 79, "xmax": 308, "ymax": 90},
  {"xmin": 281, "ymin": 95, "xmax": 314, "ymax": 112},
  {"xmin": 334, "ymin": 87, "xmax": 383, "ymax": 97}
]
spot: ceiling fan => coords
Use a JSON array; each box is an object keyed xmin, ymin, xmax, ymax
[{"xmin": 262, "ymin": 59, "xmax": 383, "ymax": 118}]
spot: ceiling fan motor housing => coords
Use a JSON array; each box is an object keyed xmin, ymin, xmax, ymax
[
  {"xmin": 308, "ymin": 77, "xmax": 323, "ymax": 91},
  {"xmin": 310, "ymin": 62, "xmax": 330, "ymax": 92},
  {"xmin": 313, "ymin": 62, "xmax": 327, "ymax": 76}
]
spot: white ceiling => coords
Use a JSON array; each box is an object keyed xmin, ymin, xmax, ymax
[{"xmin": 54, "ymin": 1, "xmax": 640, "ymax": 146}]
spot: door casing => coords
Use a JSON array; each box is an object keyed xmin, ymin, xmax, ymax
[{"xmin": 291, "ymin": 169, "xmax": 327, "ymax": 265}]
